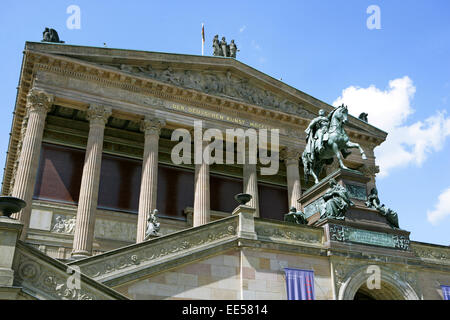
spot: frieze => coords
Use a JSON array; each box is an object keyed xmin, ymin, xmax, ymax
[
  {"xmin": 329, "ymin": 224, "xmax": 410, "ymax": 251},
  {"xmin": 255, "ymin": 223, "xmax": 322, "ymax": 244},
  {"xmin": 76, "ymin": 219, "xmax": 238, "ymax": 280},
  {"xmin": 110, "ymin": 64, "xmax": 315, "ymax": 118},
  {"xmin": 14, "ymin": 250, "xmax": 98, "ymax": 300},
  {"xmin": 411, "ymin": 244, "xmax": 450, "ymax": 263}
]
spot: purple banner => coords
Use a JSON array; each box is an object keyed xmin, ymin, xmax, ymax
[
  {"xmin": 442, "ymin": 285, "xmax": 450, "ymax": 300},
  {"xmin": 284, "ymin": 268, "xmax": 315, "ymax": 300}
]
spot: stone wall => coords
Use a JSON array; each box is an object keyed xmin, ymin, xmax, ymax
[{"xmin": 114, "ymin": 247, "xmax": 333, "ymax": 300}]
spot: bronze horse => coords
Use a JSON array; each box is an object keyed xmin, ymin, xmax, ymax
[{"xmin": 302, "ymin": 104, "xmax": 367, "ymax": 184}]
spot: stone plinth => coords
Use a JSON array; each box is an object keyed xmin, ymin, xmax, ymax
[
  {"xmin": 299, "ymin": 168, "xmax": 385, "ymax": 227},
  {"xmin": 298, "ymin": 168, "xmax": 412, "ymax": 254},
  {"xmin": 0, "ymin": 218, "xmax": 23, "ymax": 286},
  {"xmin": 317, "ymin": 218, "xmax": 412, "ymax": 254}
]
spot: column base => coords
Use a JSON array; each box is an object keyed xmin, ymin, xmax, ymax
[
  {"xmin": 70, "ymin": 250, "xmax": 91, "ymax": 260},
  {"xmin": 0, "ymin": 268, "xmax": 14, "ymax": 286}
]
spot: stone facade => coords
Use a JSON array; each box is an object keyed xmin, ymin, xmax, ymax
[{"xmin": 0, "ymin": 41, "xmax": 449, "ymax": 300}]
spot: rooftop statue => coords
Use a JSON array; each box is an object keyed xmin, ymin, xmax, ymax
[
  {"xmin": 320, "ymin": 179, "xmax": 354, "ymax": 220},
  {"xmin": 366, "ymin": 188, "xmax": 399, "ymax": 228},
  {"xmin": 359, "ymin": 112, "xmax": 368, "ymax": 123},
  {"xmin": 212, "ymin": 35, "xmax": 238, "ymax": 58},
  {"xmin": 42, "ymin": 28, "xmax": 65, "ymax": 43},
  {"xmin": 302, "ymin": 104, "xmax": 367, "ymax": 184},
  {"xmin": 145, "ymin": 209, "xmax": 161, "ymax": 239},
  {"xmin": 284, "ymin": 207, "xmax": 308, "ymax": 225},
  {"xmin": 229, "ymin": 40, "xmax": 239, "ymax": 58}
]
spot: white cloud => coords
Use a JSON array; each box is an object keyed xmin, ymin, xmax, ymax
[
  {"xmin": 239, "ymin": 25, "xmax": 246, "ymax": 33},
  {"xmin": 427, "ymin": 188, "xmax": 450, "ymax": 225},
  {"xmin": 333, "ymin": 76, "xmax": 450, "ymax": 177},
  {"xmin": 251, "ymin": 40, "xmax": 261, "ymax": 51}
]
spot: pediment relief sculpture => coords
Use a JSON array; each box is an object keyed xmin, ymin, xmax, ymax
[{"xmin": 105, "ymin": 63, "xmax": 314, "ymax": 118}]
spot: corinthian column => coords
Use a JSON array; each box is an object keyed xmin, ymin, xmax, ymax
[
  {"xmin": 136, "ymin": 116, "xmax": 165, "ymax": 243},
  {"xmin": 243, "ymin": 144, "xmax": 260, "ymax": 217},
  {"xmin": 71, "ymin": 104, "xmax": 111, "ymax": 259},
  {"xmin": 282, "ymin": 148, "xmax": 302, "ymax": 209},
  {"xmin": 12, "ymin": 89, "xmax": 54, "ymax": 241},
  {"xmin": 193, "ymin": 139, "xmax": 210, "ymax": 227}
]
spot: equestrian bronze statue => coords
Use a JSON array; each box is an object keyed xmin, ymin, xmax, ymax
[{"xmin": 302, "ymin": 104, "xmax": 367, "ymax": 184}]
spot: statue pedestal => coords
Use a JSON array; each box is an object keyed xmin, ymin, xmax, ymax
[
  {"xmin": 299, "ymin": 168, "xmax": 373, "ymax": 225},
  {"xmin": 298, "ymin": 168, "xmax": 412, "ymax": 253}
]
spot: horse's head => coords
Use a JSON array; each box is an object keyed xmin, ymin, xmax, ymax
[{"xmin": 335, "ymin": 104, "xmax": 348, "ymax": 124}]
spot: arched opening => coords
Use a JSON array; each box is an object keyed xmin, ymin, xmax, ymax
[
  {"xmin": 338, "ymin": 265, "xmax": 420, "ymax": 300},
  {"xmin": 352, "ymin": 282, "xmax": 405, "ymax": 300}
]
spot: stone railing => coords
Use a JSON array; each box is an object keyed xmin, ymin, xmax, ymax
[
  {"xmin": 12, "ymin": 242, "xmax": 128, "ymax": 300},
  {"xmin": 69, "ymin": 215, "xmax": 239, "ymax": 284}
]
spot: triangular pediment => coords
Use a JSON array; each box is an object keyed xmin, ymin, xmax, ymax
[{"xmin": 24, "ymin": 42, "xmax": 387, "ymax": 140}]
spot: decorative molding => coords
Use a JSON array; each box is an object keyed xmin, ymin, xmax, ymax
[
  {"xmin": 411, "ymin": 243, "xmax": 450, "ymax": 264},
  {"xmin": 14, "ymin": 249, "xmax": 96, "ymax": 300},
  {"xmin": 255, "ymin": 221, "xmax": 322, "ymax": 244}
]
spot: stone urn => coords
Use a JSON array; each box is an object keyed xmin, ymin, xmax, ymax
[
  {"xmin": 234, "ymin": 193, "xmax": 252, "ymax": 206},
  {"xmin": 0, "ymin": 196, "xmax": 26, "ymax": 218}
]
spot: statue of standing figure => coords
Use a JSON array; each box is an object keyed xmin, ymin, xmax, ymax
[
  {"xmin": 320, "ymin": 179, "xmax": 354, "ymax": 220},
  {"xmin": 366, "ymin": 188, "xmax": 399, "ymax": 228},
  {"xmin": 145, "ymin": 209, "xmax": 161, "ymax": 239},
  {"xmin": 229, "ymin": 40, "xmax": 239, "ymax": 58},
  {"xmin": 212, "ymin": 35, "xmax": 238, "ymax": 58}
]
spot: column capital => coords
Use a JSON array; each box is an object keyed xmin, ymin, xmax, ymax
[
  {"xmin": 140, "ymin": 116, "xmax": 165, "ymax": 135},
  {"xmin": 86, "ymin": 104, "xmax": 112, "ymax": 126},
  {"xmin": 280, "ymin": 147, "xmax": 302, "ymax": 163},
  {"xmin": 26, "ymin": 89, "xmax": 54, "ymax": 114}
]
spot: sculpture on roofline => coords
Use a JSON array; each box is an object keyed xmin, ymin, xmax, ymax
[
  {"xmin": 212, "ymin": 35, "xmax": 238, "ymax": 58},
  {"xmin": 358, "ymin": 112, "xmax": 368, "ymax": 122},
  {"xmin": 42, "ymin": 28, "xmax": 65, "ymax": 43},
  {"xmin": 302, "ymin": 104, "xmax": 367, "ymax": 184},
  {"xmin": 366, "ymin": 188, "xmax": 399, "ymax": 228}
]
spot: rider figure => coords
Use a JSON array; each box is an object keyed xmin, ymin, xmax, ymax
[{"xmin": 305, "ymin": 109, "xmax": 329, "ymax": 155}]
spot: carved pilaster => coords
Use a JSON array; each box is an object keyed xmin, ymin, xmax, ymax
[
  {"xmin": 11, "ymin": 89, "xmax": 53, "ymax": 240},
  {"xmin": 72, "ymin": 105, "xmax": 111, "ymax": 258},
  {"xmin": 136, "ymin": 116, "xmax": 165, "ymax": 243}
]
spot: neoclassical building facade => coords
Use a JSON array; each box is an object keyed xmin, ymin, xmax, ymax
[{"xmin": 0, "ymin": 41, "xmax": 449, "ymax": 300}]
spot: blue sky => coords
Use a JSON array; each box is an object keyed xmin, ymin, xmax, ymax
[{"xmin": 1, "ymin": 1, "xmax": 449, "ymax": 245}]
